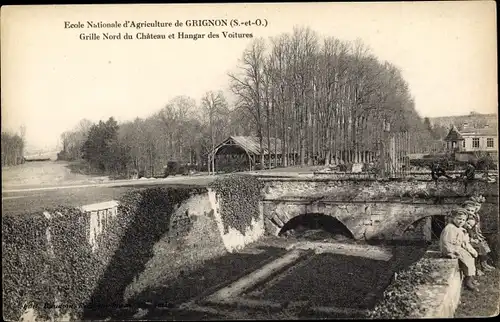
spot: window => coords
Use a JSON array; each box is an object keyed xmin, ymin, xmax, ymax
[
  {"xmin": 487, "ymin": 138, "xmax": 494, "ymax": 148},
  {"xmin": 472, "ymin": 138, "xmax": 480, "ymax": 148}
]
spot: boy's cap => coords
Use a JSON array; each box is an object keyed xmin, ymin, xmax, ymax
[
  {"xmin": 467, "ymin": 212, "xmax": 479, "ymax": 221},
  {"xmin": 462, "ymin": 200, "xmax": 479, "ymax": 207},
  {"xmin": 470, "ymin": 196, "xmax": 485, "ymax": 203},
  {"xmin": 449, "ymin": 208, "xmax": 469, "ymax": 218}
]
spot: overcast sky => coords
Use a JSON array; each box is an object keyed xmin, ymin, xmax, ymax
[{"xmin": 1, "ymin": 2, "xmax": 497, "ymax": 152}]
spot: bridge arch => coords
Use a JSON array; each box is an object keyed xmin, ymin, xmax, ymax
[
  {"xmin": 278, "ymin": 213, "xmax": 355, "ymax": 239},
  {"xmin": 398, "ymin": 214, "xmax": 448, "ymax": 241}
]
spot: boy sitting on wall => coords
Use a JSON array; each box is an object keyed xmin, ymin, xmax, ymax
[
  {"xmin": 464, "ymin": 212, "xmax": 494, "ymax": 277},
  {"xmin": 463, "ymin": 197, "xmax": 496, "ymax": 272},
  {"xmin": 440, "ymin": 208, "xmax": 479, "ymax": 291}
]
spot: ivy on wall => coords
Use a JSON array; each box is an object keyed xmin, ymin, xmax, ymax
[
  {"xmin": 209, "ymin": 174, "xmax": 264, "ymax": 235},
  {"xmin": 2, "ymin": 208, "xmax": 92, "ymax": 321}
]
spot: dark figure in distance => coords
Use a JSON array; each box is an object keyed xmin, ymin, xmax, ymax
[
  {"xmin": 430, "ymin": 162, "xmax": 453, "ymax": 185},
  {"xmin": 461, "ymin": 162, "xmax": 476, "ymax": 193}
]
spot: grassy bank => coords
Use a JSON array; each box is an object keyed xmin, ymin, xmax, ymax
[{"xmin": 455, "ymin": 268, "xmax": 500, "ymax": 317}]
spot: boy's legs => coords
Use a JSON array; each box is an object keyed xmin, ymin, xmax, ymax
[
  {"xmin": 476, "ymin": 240, "xmax": 495, "ymax": 271},
  {"xmin": 457, "ymin": 250, "xmax": 479, "ymax": 291},
  {"xmin": 475, "ymin": 257, "xmax": 484, "ymax": 278},
  {"xmin": 480, "ymin": 254, "xmax": 495, "ymax": 271},
  {"xmin": 470, "ymin": 242, "xmax": 488, "ymax": 276}
]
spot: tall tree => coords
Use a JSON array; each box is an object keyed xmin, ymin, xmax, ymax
[
  {"xmin": 229, "ymin": 37, "xmax": 267, "ymax": 169},
  {"xmin": 201, "ymin": 90, "xmax": 230, "ymax": 173}
]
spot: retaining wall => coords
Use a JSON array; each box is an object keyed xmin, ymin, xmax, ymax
[
  {"xmin": 412, "ymin": 251, "xmax": 462, "ymax": 318},
  {"xmin": 15, "ymin": 185, "xmax": 265, "ymax": 321}
]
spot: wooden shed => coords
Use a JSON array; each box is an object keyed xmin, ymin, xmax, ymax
[{"xmin": 208, "ymin": 136, "xmax": 283, "ymax": 173}]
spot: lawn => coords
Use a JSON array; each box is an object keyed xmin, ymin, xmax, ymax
[
  {"xmin": 2, "ymin": 160, "xmax": 106, "ymax": 188},
  {"xmin": 455, "ymin": 268, "xmax": 500, "ymax": 318}
]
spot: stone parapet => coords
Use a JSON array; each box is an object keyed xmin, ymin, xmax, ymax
[{"xmin": 411, "ymin": 251, "xmax": 462, "ymax": 318}]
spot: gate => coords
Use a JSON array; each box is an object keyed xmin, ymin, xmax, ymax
[{"xmin": 381, "ymin": 130, "xmax": 411, "ymax": 179}]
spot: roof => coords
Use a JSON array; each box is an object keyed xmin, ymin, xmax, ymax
[
  {"xmin": 213, "ymin": 136, "xmax": 283, "ymax": 156},
  {"xmin": 444, "ymin": 126, "xmax": 464, "ymax": 141},
  {"xmin": 460, "ymin": 126, "xmax": 498, "ymax": 137},
  {"xmin": 24, "ymin": 151, "xmax": 58, "ymax": 161},
  {"xmin": 429, "ymin": 113, "xmax": 498, "ymax": 129}
]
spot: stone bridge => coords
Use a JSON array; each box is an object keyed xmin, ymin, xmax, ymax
[{"xmin": 259, "ymin": 177, "xmax": 499, "ymax": 241}]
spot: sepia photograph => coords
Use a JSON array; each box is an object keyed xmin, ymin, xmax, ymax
[{"xmin": 1, "ymin": 1, "xmax": 499, "ymax": 320}]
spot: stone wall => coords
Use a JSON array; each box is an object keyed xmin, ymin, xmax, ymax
[
  {"xmin": 80, "ymin": 200, "xmax": 119, "ymax": 252},
  {"xmin": 124, "ymin": 192, "xmax": 228, "ymax": 300},
  {"xmin": 260, "ymin": 178, "xmax": 498, "ymax": 239},
  {"xmin": 412, "ymin": 251, "xmax": 462, "ymax": 318},
  {"xmin": 18, "ymin": 187, "xmax": 265, "ymax": 321},
  {"xmin": 263, "ymin": 200, "xmax": 461, "ymax": 240},
  {"xmin": 262, "ymin": 178, "xmax": 498, "ymax": 202}
]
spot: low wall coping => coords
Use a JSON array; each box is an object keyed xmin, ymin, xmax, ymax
[
  {"xmin": 80, "ymin": 200, "xmax": 119, "ymax": 212},
  {"xmin": 261, "ymin": 197, "xmax": 495, "ymax": 204},
  {"xmin": 258, "ymin": 176, "xmax": 497, "ymax": 183},
  {"xmin": 411, "ymin": 251, "xmax": 461, "ymax": 318}
]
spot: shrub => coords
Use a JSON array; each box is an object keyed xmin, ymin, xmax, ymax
[
  {"xmin": 3, "ymin": 213, "xmax": 49, "ymax": 321},
  {"xmin": 48, "ymin": 207, "xmax": 98, "ymax": 318},
  {"xmin": 337, "ymin": 163, "xmax": 349, "ymax": 172},
  {"xmin": 209, "ymin": 174, "xmax": 264, "ymax": 235},
  {"xmin": 475, "ymin": 154, "xmax": 497, "ymax": 170}
]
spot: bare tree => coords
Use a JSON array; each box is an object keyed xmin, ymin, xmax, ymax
[
  {"xmin": 201, "ymin": 90, "xmax": 230, "ymax": 173},
  {"xmin": 228, "ymin": 38, "xmax": 267, "ymax": 169}
]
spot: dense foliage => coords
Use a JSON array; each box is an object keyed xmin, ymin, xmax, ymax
[
  {"xmin": 1, "ymin": 130, "xmax": 25, "ymax": 166},
  {"xmin": 209, "ymin": 174, "xmax": 264, "ymax": 235},
  {"xmin": 80, "ymin": 117, "xmax": 132, "ymax": 175},
  {"xmin": 2, "ymin": 207, "xmax": 92, "ymax": 321}
]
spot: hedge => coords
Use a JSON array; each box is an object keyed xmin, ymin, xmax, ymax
[
  {"xmin": 209, "ymin": 174, "xmax": 264, "ymax": 235},
  {"xmin": 2, "ymin": 186, "xmax": 206, "ymax": 321},
  {"xmin": 2, "ymin": 207, "xmax": 94, "ymax": 321}
]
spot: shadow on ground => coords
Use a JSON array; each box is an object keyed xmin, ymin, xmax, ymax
[
  {"xmin": 84, "ymin": 245, "xmax": 286, "ymax": 320},
  {"xmin": 244, "ymin": 244, "xmax": 427, "ymax": 311}
]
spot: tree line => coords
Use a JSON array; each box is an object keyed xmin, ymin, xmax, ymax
[
  {"xmin": 1, "ymin": 127, "xmax": 26, "ymax": 167},
  {"xmin": 58, "ymin": 94, "xmax": 251, "ymax": 177},
  {"xmin": 228, "ymin": 27, "xmax": 440, "ymax": 167},
  {"xmin": 58, "ymin": 26, "xmax": 440, "ymax": 177}
]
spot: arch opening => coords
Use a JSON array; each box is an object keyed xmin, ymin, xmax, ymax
[
  {"xmin": 402, "ymin": 215, "xmax": 447, "ymax": 241},
  {"xmin": 278, "ymin": 213, "xmax": 355, "ymax": 240}
]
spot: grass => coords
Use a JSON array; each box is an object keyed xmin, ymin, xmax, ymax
[
  {"xmin": 1, "ymin": 186, "xmax": 136, "ymax": 215},
  {"xmin": 454, "ymin": 268, "xmax": 500, "ymax": 318}
]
